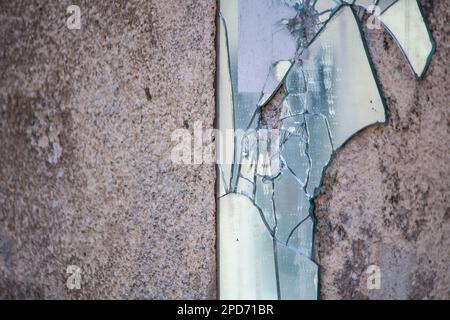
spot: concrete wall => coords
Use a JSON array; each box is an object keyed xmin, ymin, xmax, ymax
[{"xmin": 0, "ymin": 0, "xmax": 448, "ymax": 299}]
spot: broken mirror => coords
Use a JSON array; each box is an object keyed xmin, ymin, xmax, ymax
[{"xmin": 217, "ymin": 0, "xmax": 434, "ymax": 299}]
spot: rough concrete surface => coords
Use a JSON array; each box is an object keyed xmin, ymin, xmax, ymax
[
  {"xmin": 0, "ymin": 0, "xmax": 216, "ymax": 299},
  {"xmin": 0, "ymin": 0, "xmax": 448, "ymax": 299}
]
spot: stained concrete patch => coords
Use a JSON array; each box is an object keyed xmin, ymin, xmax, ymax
[{"xmin": 0, "ymin": 0, "xmax": 216, "ymax": 299}]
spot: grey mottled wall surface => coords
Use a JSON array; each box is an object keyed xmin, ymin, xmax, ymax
[
  {"xmin": 0, "ymin": 0, "xmax": 216, "ymax": 299},
  {"xmin": 0, "ymin": 0, "xmax": 448, "ymax": 299},
  {"xmin": 315, "ymin": 1, "xmax": 449, "ymax": 300}
]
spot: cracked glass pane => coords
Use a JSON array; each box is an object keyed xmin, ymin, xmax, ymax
[{"xmin": 217, "ymin": 0, "xmax": 435, "ymax": 300}]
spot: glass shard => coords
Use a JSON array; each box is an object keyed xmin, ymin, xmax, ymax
[
  {"xmin": 281, "ymin": 133, "xmax": 309, "ymax": 185},
  {"xmin": 219, "ymin": 193, "xmax": 277, "ymax": 299},
  {"xmin": 377, "ymin": 0, "xmax": 399, "ymax": 13},
  {"xmin": 379, "ymin": 0, "xmax": 435, "ymax": 77},
  {"xmin": 216, "ymin": 12, "xmax": 234, "ymax": 197},
  {"xmin": 217, "ymin": 0, "xmax": 435, "ymax": 300},
  {"xmin": 276, "ymin": 243, "xmax": 318, "ymax": 300},
  {"xmin": 274, "ymin": 167, "xmax": 310, "ymax": 243}
]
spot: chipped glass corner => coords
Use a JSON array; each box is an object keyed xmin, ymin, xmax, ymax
[{"xmin": 216, "ymin": 0, "xmax": 435, "ymax": 300}]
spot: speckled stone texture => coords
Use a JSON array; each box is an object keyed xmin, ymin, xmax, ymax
[
  {"xmin": 0, "ymin": 0, "xmax": 216, "ymax": 299},
  {"xmin": 0, "ymin": 0, "xmax": 448, "ymax": 300},
  {"xmin": 315, "ymin": 1, "xmax": 449, "ymax": 300}
]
